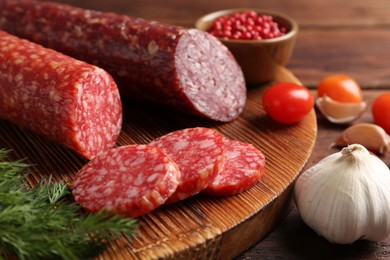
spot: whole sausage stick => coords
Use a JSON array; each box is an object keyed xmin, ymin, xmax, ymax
[
  {"xmin": 0, "ymin": 30, "xmax": 122, "ymax": 159},
  {"xmin": 0, "ymin": 0, "xmax": 246, "ymax": 122}
]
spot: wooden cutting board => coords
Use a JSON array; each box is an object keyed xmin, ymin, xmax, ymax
[{"xmin": 0, "ymin": 66, "xmax": 316, "ymax": 259}]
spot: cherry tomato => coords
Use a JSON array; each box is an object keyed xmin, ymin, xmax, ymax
[
  {"xmin": 372, "ymin": 93, "xmax": 390, "ymax": 134},
  {"xmin": 262, "ymin": 82, "xmax": 314, "ymax": 124},
  {"xmin": 317, "ymin": 74, "xmax": 362, "ymax": 103}
]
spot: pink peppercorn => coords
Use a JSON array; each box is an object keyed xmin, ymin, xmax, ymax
[{"xmin": 207, "ymin": 11, "xmax": 287, "ymax": 40}]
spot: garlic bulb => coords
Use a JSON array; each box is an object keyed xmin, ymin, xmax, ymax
[{"xmin": 294, "ymin": 144, "xmax": 390, "ymax": 244}]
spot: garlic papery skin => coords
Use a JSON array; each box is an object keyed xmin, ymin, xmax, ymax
[
  {"xmin": 316, "ymin": 96, "xmax": 367, "ymax": 124},
  {"xmin": 294, "ymin": 144, "xmax": 390, "ymax": 244},
  {"xmin": 333, "ymin": 123, "xmax": 390, "ymax": 155}
]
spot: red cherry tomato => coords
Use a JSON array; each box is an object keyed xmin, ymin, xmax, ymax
[
  {"xmin": 372, "ymin": 93, "xmax": 390, "ymax": 134},
  {"xmin": 317, "ymin": 74, "xmax": 362, "ymax": 103},
  {"xmin": 262, "ymin": 82, "xmax": 314, "ymax": 124}
]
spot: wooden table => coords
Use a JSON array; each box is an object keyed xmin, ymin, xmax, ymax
[{"xmin": 22, "ymin": 0, "xmax": 390, "ymax": 258}]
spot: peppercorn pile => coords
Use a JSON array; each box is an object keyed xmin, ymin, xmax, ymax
[{"xmin": 207, "ymin": 11, "xmax": 287, "ymax": 40}]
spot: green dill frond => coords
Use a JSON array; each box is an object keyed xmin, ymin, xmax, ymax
[{"xmin": 0, "ymin": 149, "xmax": 138, "ymax": 260}]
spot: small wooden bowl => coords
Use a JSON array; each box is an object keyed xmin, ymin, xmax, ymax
[{"xmin": 195, "ymin": 9, "xmax": 299, "ymax": 85}]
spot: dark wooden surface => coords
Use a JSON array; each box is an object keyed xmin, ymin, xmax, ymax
[{"xmin": 38, "ymin": 0, "xmax": 390, "ymax": 258}]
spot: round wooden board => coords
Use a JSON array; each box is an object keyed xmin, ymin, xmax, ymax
[{"xmin": 0, "ymin": 66, "xmax": 316, "ymax": 259}]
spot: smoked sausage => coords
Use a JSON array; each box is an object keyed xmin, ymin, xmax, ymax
[
  {"xmin": 0, "ymin": 0, "xmax": 246, "ymax": 122},
  {"xmin": 0, "ymin": 30, "xmax": 122, "ymax": 159}
]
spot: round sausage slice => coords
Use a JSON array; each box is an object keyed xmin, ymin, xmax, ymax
[
  {"xmin": 72, "ymin": 145, "xmax": 181, "ymax": 217},
  {"xmin": 204, "ymin": 138, "xmax": 266, "ymax": 196},
  {"xmin": 149, "ymin": 127, "xmax": 224, "ymax": 203}
]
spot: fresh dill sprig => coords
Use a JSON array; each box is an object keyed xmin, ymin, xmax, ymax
[{"xmin": 0, "ymin": 149, "xmax": 138, "ymax": 260}]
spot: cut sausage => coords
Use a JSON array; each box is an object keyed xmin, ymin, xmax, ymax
[
  {"xmin": 149, "ymin": 127, "xmax": 224, "ymax": 203},
  {"xmin": 0, "ymin": 30, "xmax": 122, "ymax": 159},
  {"xmin": 72, "ymin": 145, "xmax": 181, "ymax": 217},
  {"xmin": 203, "ymin": 138, "xmax": 265, "ymax": 196},
  {"xmin": 0, "ymin": 0, "xmax": 246, "ymax": 122}
]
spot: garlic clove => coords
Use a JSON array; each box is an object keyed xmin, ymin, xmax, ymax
[
  {"xmin": 316, "ymin": 96, "xmax": 367, "ymax": 124},
  {"xmin": 332, "ymin": 123, "xmax": 390, "ymax": 155},
  {"xmin": 294, "ymin": 144, "xmax": 390, "ymax": 244}
]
